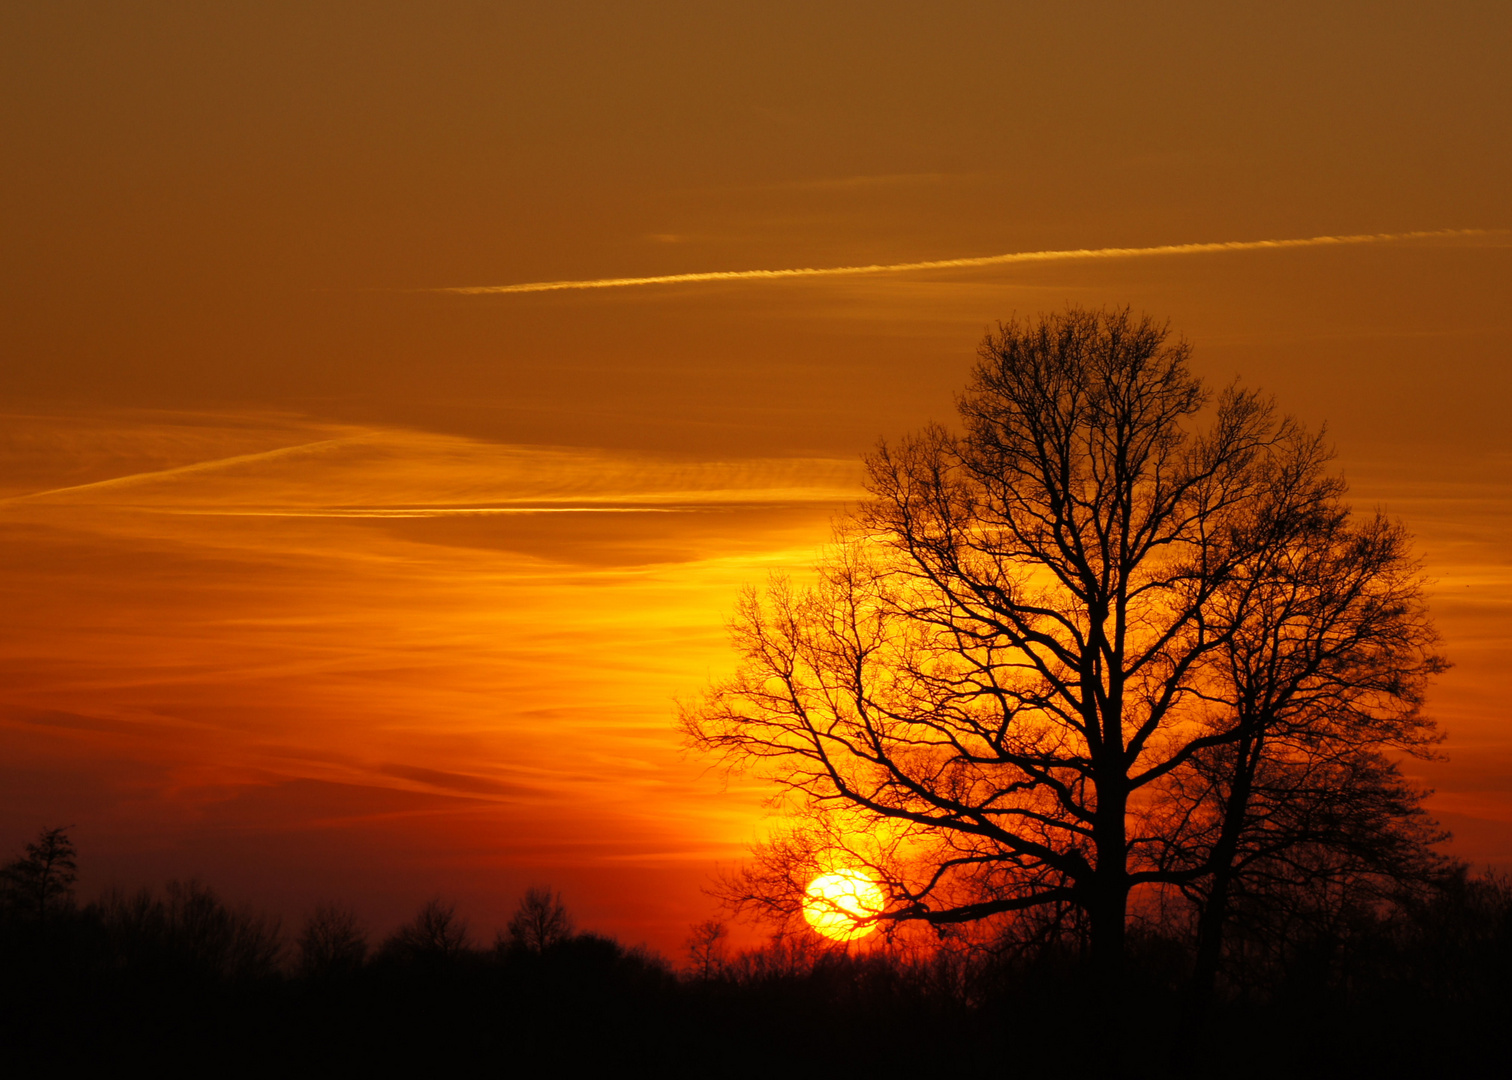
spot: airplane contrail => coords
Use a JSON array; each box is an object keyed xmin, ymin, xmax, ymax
[
  {"xmin": 0, "ymin": 438, "xmax": 357, "ymax": 505},
  {"xmin": 434, "ymin": 228, "xmax": 1496, "ymax": 295}
]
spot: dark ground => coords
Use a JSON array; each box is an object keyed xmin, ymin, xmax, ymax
[{"xmin": 3, "ymin": 866, "xmax": 1508, "ymax": 1078}]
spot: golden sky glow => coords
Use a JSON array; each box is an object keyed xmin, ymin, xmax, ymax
[{"xmin": 1, "ymin": 3, "xmax": 1508, "ymax": 954}]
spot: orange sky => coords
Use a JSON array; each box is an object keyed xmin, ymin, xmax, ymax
[{"xmin": 2, "ymin": 3, "xmax": 1509, "ymax": 954}]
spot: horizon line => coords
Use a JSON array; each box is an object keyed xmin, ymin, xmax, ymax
[{"xmin": 427, "ymin": 228, "xmax": 1500, "ymax": 296}]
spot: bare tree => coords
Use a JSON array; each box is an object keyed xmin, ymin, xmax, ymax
[
  {"xmin": 1166, "ymin": 507, "xmax": 1445, "ymax": 1000},
  {"xmin": 1, "ymin": 826, "xmax": 77, "ymax": 927},
  {"xmin": 382, "ymin": 898, "xmax": 470, "ymax": 962},
  {"xmin": 297, "ymin": 901, "xmax": 370, "ymax": 978},
  {"xmin": 682, "ymin": 307, "xmax": 1444, "ymax": 993},
  {"xmin": 164, "ymin": 879, "xmax": 284, "ymax": 978},
  {"xmin": 685, "ymin": 918, "xmax": 729, "ymax": 980},
  {"xmin": 89, "ymin": 879, "xmax": 283, "ymax": 979},
  {"xmin": 504, "ymin": 886, "xmax": 573, "ymax": 954}
]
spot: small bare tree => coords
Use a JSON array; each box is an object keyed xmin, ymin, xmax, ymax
[
  {"xmin": 163, "ymin": 879, "xmax": 284, "ymax": 978},
  {"xmin": 382, "ymin": 898, "xmax": 470, "ymax": 962},
  {"xmin": 1, "ymin": 826, "xmax": 77, "ymax": 926},
  {"xmin": 685, "ymin": 918, "xmax": 729, "ymax": 980},
  {"xmin": 504, "ymin": 886, "xmax": 573, "ymax": 954},
  {"xmin": 297, "ymin": 901, "xmax": 370, "ymax": 978}
]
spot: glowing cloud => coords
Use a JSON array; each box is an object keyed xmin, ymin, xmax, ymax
[{"xmin": 435, "ymin": 229, "xmax": 1496, "ymax": 295}]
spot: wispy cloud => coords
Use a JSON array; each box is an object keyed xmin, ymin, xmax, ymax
[
  {"xmin": 1, "ymin": 438, "xmax": 358, "ymax": 504},
  {"xmin": 1, "ymin": 425, "xmax": 862, "ymax": 519},
  {"xmin": 434, "ymin": 229, "xmax": 1498, "ymax": 296},
  {"xmin": 0, "ymin": 409, "xmax": 831, "ymax": 919}
]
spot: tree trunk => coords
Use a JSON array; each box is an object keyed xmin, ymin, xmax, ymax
[
  {"xmin": 1190, "ymin": 733, "xmax": 1259, "ymax": 1009},
  {"xmin": 1090, "ymin": 781, "xmax": 1130, "ymax": 992},
  {"xmin": 1191, "ymin": 862, "xmax": 1234, "ymax": 1002},
  {"xmin": 1085, "ymin": 778, "xmax": 1130, "ymax": 1073}
]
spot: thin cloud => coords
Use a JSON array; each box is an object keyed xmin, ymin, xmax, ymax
[
  {"xmin": 758, "ymin": 170, "xmax": 961, "ymax": 192},
  {"xmin": 0, "ymin": 438, "xmax": 358, "ymax": 505},
  {"xmin": 149, "ymin": 506, "xmax": 690, "ymax": 518},
  {"xmin": 435, "ymin": 228, "xmax": 1497, "ymax": 295},
  {"xmin": 0, "ymin": 423, "xmax": 863, "ymax": 518}
]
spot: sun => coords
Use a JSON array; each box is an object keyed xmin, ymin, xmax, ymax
[{"xmin": 802, "ymin": 869, "xmax": 885, "ymax": 941}]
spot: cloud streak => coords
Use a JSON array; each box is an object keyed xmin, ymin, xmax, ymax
[
  {"xmin": 1, "ymin": 438, "xmax": 358, "ymax": 505},
  {"xmin": 0, "ymin": 423, "xmax": 863, "ymax": 520},
  {"xmin": 436, "ymin": 229, "xmax": 1498, "ymax": 295}
]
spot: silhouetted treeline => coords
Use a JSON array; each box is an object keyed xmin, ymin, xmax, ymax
[{"xmin": 3, "ymin": 829, "xmax": 1509, "ymax": 1076}]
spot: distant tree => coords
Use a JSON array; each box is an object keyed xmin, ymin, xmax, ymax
[
  {"xmin": 382, "ymin": 897, "xmax": 470, "ymax": 962},
  {"xmin": 685, "ymin": 918, "xmax": 729, "ymax": 980},
  {"xmin": 505, "ymin": 886, "xmax": 573, "ymax": 954},
  {"xmin": 1, "ymin": 826, "xmax": 77, "ymax": 926},
  {"xmin": 297, "ymin": 901, "xmax": 370, "ymax": 978},
  {"xmin": 89, "ymin": 879, "xmax": 283, "ymax": 980},
  {"xmin": 164, "ymin": 879, "xmax": 284, "ymax": 979},
  {"xmin": 1378, "ymin": 866, "xmax": 1512, "ymax": 1007},
  {"xmin": 682, "ymin": 307, "xmax": 1446, "ymax": 997}
]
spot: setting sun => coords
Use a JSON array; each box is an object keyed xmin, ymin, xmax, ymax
[{"xmin": 802, "ymin": 870, "xmax": 886, "ymax": 941}]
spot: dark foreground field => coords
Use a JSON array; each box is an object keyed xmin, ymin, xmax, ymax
[{"xmin": 2, "ymin": 866, "xmax": 1509, "ymax": 1077}]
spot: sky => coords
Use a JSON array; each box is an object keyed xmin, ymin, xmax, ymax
[{"xmin": 1, "ymin": 1, "xmax": 1508, "ymax": 955}]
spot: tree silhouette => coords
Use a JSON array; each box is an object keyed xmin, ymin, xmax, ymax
[
  {"xmin": 1, "ymin": 827, "xmax": 77, "ymax": 927},
  {"xmin": 297, "ymin": 901, "xmax": 370, "ymax": 978},
  {"xmin": 87, "ymin": 879, "xmax": 283, "ymax": 979},
  {"xmin": 381, "ymin": 898, "xmax": 469, "ymax": 963},
  {"xmin": 505, "ymin": 886, "xmax": 573, "ymax": 954},
  {"xmin": 1166, "ymin": 497, "xmax": 1445, "ymax": 1001},
  {"xmin": 685, "ymin": 918, "xmax": 729, "ymax": 979},
  {"xmin": 681, "ymin": 307, "xmax": 1444, "ymax": 993}
]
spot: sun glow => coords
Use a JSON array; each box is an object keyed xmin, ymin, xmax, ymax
[{"xmin": 802, "ymin": 870, "xmax": 885, "ymax": 941}]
